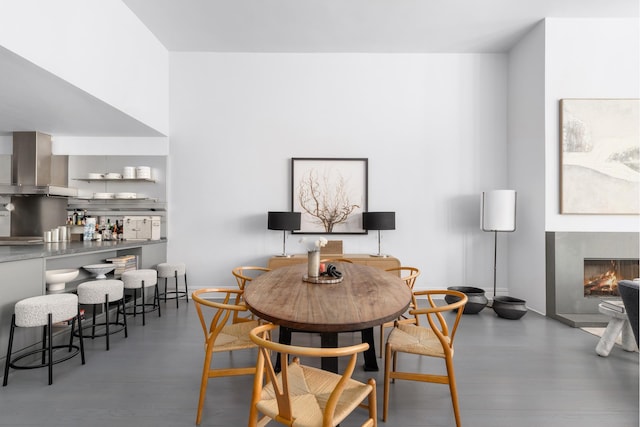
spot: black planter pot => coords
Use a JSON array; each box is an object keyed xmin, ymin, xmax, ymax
[
  {"xmin": 492, "ymin": 296, "xmax": 527, "ymax": 320},
  {"xmin": 445, "ymin": 286, "xmax": 488, "ymax": 314}
]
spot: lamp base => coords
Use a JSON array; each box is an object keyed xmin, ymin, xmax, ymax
[
  {"xmin": 275, "ymin": 253, "xmax": 294, "ymax": 258},
  {"xmin": 370, "ymin": 253, "xmax": 390, "ymax": 258}
]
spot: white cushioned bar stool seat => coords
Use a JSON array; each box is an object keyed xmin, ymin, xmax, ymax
[
  {"xmin": 157, "ymin": 262, "xmax": 188, "ymax": 308},
  {"xmin": 3, "ymin": 294, "xmax": 85, "ymax": 386},
  {"xmin": 120, "ymin": 269, "xmax": 161, "ymax": 326},
  {"xmin": 76, "ymin": 280, "xmax": 128, "ymax": 351}
]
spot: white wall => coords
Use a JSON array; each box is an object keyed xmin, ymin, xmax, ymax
[
  {"xmin": 169, "ymin": 52, "xmax": 509, "ymax": 290},
  {"xmin": 52, "ymin": 137, "xmax": 169, "ymax": 156},
  {"xmin": 506, "ymin": 18, "xmax": 640, "ymax": 315},
  {"xmin": 507, "ymin": 22, "xmax": 547, "ymax": 312},
  {"xmin": 0, "ymin": 0, "xmax": 169, "ymax": 136},
  {"xmin": 545, "ymin": 18, "xmax": 640, "ymax": 231}
]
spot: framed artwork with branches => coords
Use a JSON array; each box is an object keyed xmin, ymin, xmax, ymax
[{"xmin": 291, "ymin": 158, "xmax": 368, "ymax": 234}]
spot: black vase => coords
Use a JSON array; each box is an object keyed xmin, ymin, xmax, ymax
[
  {"xmin": 492, "ymin": 296, "xmax": 527, "ymax": 320},
  {"xmin": 445, "ymin": 286, "xmax": 488, "ymax": 314}
]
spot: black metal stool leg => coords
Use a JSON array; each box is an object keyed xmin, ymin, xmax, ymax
[
  {"xmin": 69, "ymin": 317, "xmax": 76, "ymax": 351},
  {"xmin": 104, "ymin": 293, "xmax": 110, "ymax": 351},
  {"xmin": 3, "ymin": 314, "xmax": 16, "ymax": 386},
  {"xmin": 77, "ymin": 305, "xmax": 85, "ymax": 365},
  {"xmin": 184, "ymin": 273, "xmax": 189, "ymax": 303},
  {"xmin": 41, "ymin": 324, "xmax": 47, "ymax": 365},
  {"xmin": 47, "ymin": 313, "xmax": 53, "ymax": 385},
  {"xmin": 132, "ymin": 289, "xmax": 138, "ymax": 318},
  {"xmin": 162, "ymin": 277, "xmax": 166, "ymax": 304},
  {"xmin": 121, "ymin": 299, "xmax": 128, "ymax": 338},
  {"xmin": 155, "ymin": 284, "xmax": 162, "ymax": 317},
  {"xmin": 91, "ymin": 305, "xmax": 97, "ymax": 339},
  {"xmin": 141, "ymin": 283, "xmax": 146, "ymax": 326},
  {"xmin": 174, "ymin": 272, "xmax": 179, "ymax": 309}
]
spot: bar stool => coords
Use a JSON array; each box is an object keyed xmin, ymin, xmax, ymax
[
  {"xmin": 75, "ymin": 280, "xmax": 128, "ymax": 350},
  {"xmin": 120, "ymin": 269, "xmax": 161, "ymax": 326},
  {"xmin": 157, "ymin": 262, "xmax": 188, "ymax": 308},
  {"xmin": 3, "ymin": 293, "xmax": 85, "ymax": 386}
]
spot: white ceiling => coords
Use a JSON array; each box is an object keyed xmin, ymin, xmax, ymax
[
  {"xmin": 123, "ymin": 0, "xmax": 638, "ymax": 53},
  {"xmin": 0, "ymin": 0, "xmax": 637, "ymax": 138}
]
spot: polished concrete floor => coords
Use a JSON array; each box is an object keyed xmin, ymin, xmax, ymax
[{"xmin": 0, "ymin": 299, "xmax": 637, "ymax": 427}]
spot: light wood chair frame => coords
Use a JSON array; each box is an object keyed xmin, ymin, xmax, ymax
[
  {"xmin": 378, "ymin": 266, "xmax": 420, "ymax": 357},
  {"xmin": 383, "ymin": 289, "xmax": 467, "ymax": 427},
  {"xmin": 231, "ymin": 266, "xmax": 271, "ymax": 323},
  {"xmin": 249, "ymin": 323, "xmax": 377, "ymax": 427},
  {"xmin": 192, "ymin": 288, "xmax": 260, "ymax": 425}
]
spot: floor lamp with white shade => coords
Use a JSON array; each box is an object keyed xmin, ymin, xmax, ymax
[
  {"xmin": 481, "ymin": 190, "xmax": 517, "ymax": 298},
  {"xmin": 481, "ymin": 190, "xmax": 527, "ymax": 319}
]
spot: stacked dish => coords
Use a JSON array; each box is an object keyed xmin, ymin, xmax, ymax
[
  {"xmin": 123, "ymin": 166, "xmax": 136, "ymax": 179},
  {"xmin": 135, "ymin": 166, "xmax": 151, "ymax": 179},
  {"xmin": 93, "ymin": 192, "xmax": 114, "ymax": 199},
  {"xmin": 105, "ymin": 172, "xmax": 122, "ymax": 179},
  {"xmin": 88, "ymin": 173, "xmax": 104, "ymax": 179},
  {"xmin": 115, "ymin": 192, "xmax": 137, "ymax": 199}
]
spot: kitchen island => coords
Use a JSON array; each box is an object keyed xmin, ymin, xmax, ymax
[{"xmin": 0, "ymin": 239, "xmax": 167, "ymax": 362}]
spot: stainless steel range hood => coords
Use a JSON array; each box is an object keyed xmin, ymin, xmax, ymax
[{"xmin": 0, "ymin": 131, "xmax": 78, "ymax": 197}]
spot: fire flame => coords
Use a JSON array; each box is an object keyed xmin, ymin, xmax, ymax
[{"xmin": 584, "ymin": 267, "xmax": 619, "ymax": 295}]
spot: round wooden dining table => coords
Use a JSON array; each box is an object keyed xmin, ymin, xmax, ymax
[{"xmin": 243, "ymin": 262, "xmax": 412, "ymax": 372}]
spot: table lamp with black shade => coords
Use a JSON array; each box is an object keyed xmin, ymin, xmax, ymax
[
  {"xmin": 268, "ymin": 211, "xmax": 301, "ymax": 257},
  {"xmin": 362, "ymin": 212, "xmax": 395, "ymax": 257}
]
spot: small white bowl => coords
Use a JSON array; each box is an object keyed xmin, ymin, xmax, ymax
[
  {"xmin": 45, "ymin": 269, "xmax": 80, "ymax": 291},
  {"xmin": 105, "ymin": 172, "xmax": 122, "ymax": 179},
  {"xmin": 83, "ymin": 264, "xmax": 115, "ymax": 279},
  {"xmin": 88, "ymin": 173, "xmax": 104, "ymax": 179}
]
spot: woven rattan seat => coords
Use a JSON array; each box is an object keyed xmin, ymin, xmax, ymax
[
  {"xmin": 192, "ymin": 288, "xmax": 259, "ymax": 425},
  {"xmin": 383, "ymin": 289, "xmax": 467, "ymax": 427},
  {"xmin": 231, "ymin": 266, "xmax": 270, "ymax": 323},
  {"xmin": 378, "ymin": 266, "xmax": 420, "ymax": 357},
  {"xmin": 249, "ymin": 323, "xmax": 377, "ymax": 427}
]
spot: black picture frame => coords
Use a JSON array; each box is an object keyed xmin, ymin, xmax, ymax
[{"xmin": 291, "ymin": 157, "xmax": 368, "ymax": 234}]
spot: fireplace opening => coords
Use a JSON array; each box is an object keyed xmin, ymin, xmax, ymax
[{"xmin": 584, "ymin": 259, "xmax": 639, "ymax": 297}]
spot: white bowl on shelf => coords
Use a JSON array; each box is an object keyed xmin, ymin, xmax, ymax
[
  {"xmin": 105, "ymin": 172, "xmax": 122, "ymax": 179},
  {"xmin": 45, "ymin": 268, "xmax": 80, "ymax": 291},
  {"xmin": 83, "ymin": 264, "xmax": 115, "ymax": 279},
  {"xmin": 87, "ymin": 173, "xmax": 104, "ymax": 179}
]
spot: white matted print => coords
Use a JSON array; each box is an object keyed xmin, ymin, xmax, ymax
[
  {"xmin": 560, "ymin": 99, "xmax": 639, "ymax": 214},
  {"xmin": 291, "ymin": 158, "xmax": 368, "ymax": 234}
]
